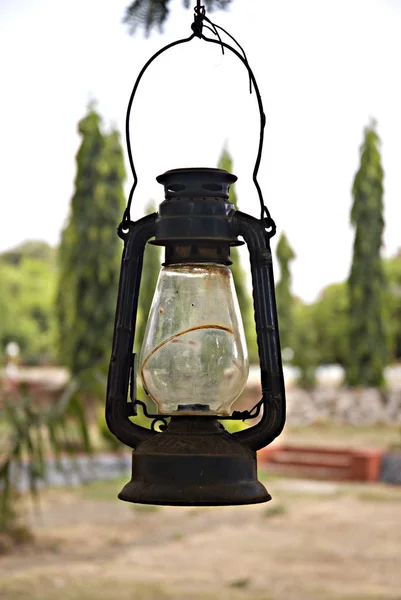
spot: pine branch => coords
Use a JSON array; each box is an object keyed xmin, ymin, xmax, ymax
[{"xmin": 123, "ymin": 0, "xmax": 233, "ymax": 36}]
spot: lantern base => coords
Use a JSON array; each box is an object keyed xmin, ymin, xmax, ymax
[{"xmin": 118, "ymin": 417, "xmax": 271, "ymax": 506}]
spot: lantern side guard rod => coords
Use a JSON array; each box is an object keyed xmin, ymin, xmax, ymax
[
  {"xmin": 232, "ymin": 211, "xmax": 286, "ymax": 450},
  {"xmin": 106, "ymin": 214, "xmax": 158, "ymax": 448},
  {"xmin": 120, "ymin": 10, "xmax": 276, "ymax": 238}
]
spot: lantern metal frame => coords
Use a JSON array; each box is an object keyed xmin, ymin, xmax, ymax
[
  {"xmin": 105, "ymin": 3, "xmax": 286, "ymax": 505},
  {"xmin": 106, "ymin": 202, "xmax": 286, "ymax": 449}
]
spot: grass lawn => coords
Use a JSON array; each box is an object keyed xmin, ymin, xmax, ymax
[{"xmin": 280, "ymin": 421, "xmax": 401, "ymax": 450}]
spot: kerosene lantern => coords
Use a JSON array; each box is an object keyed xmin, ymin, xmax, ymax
[{"xmin": 106, "ymin": 3, "xmax": 286, "ymax": 506}]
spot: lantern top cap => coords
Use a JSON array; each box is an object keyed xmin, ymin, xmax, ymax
[
  {"xmin": 156, "ymin": 168, "xmax": 237, "ymax": 200},
  {"xmin": 156, "ymin": 167, "xmax": 237, "ymax": 182}
]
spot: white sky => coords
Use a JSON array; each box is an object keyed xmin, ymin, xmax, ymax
[{"xmin": 1, "ymin": 0, "xmax": 400, "ymax": 303}]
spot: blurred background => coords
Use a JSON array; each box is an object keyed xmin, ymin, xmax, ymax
[{"xmin": 1, "ymin": 1, "xmax": 401, "ymax": 599}]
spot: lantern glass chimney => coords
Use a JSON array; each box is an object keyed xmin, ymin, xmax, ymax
[{"xmin": 139, "ymin": 262, "xmax": 248, "ymax": 415}]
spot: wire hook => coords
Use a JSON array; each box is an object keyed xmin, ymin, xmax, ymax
[{"xmin": 191, "ymin": 1, "xmax": 205, "ymax": 37}]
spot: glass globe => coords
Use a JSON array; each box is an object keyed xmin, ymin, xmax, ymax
[{"xmin": 139, "ymin": 263, "xmax": 248, "ymax": 415}]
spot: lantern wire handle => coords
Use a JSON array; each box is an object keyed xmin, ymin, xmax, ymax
[
  {"xmin": 119, "ymin": 3, "xmax": 276, "ymax": 239},
  {"xmin": 119, "ymin": 32, "xmax": 196, "ymax": 237}
]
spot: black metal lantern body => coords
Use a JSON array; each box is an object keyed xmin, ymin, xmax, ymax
[
  {"xmin": 106, "ymin": 4, "xmax": 286, "ymax": 506},
  {"xmin": 106, "ymin": 167, "xmax": 286, "ymax": 506}
]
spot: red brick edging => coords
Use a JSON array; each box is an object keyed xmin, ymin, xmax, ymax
[{"xmin": 257, "ymin": 445, "xmax": 383, "ymax": 483}]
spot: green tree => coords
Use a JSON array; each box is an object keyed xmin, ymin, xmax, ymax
[
  {"xmin": 0, "ymin": 251, "xmax": 57, "ymax": 365},
  {"xmin": 311, "ymin": 282, "xmax": 349, "ymax": 368},
  {"xmin": 57, "ymin": 105, "xmax": 125, "ymax": 381},
  {"xmin": 292, "ymin": 301, "xmax": 318, "ymax": 388},
  {"xmin": 275, "ymin": 232, "xmax": 295, "ymax": 352},
  {"xmin": 346, "ymin": 119, "xmax": 387, "ymax": 387},
  {"xmin": 124, "ymin": 0, "xmax": 233, "ymax": 35},
  {"xmin": 1, "ymin": 240, "xmax": 56, "ymax": 266},
  {"xmin": 217, "ymin": 148, "xmax": 258, "ymax": 363},
  {"xmin": 135, "ymin": 201, "xmax": 161, "ymax": 353},
  {"xmin": 384, "ymin": 250, "xmax": 401, "ymax": 362}
]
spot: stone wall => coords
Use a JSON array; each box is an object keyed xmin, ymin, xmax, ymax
[{"xmin": 285, "ymin": 387, "xmax": 401, "ymax": 426}]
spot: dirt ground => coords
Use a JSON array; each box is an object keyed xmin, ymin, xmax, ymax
[{"xmin": 1, "ymin": 474, "xmax": 401, "ymax": 600}]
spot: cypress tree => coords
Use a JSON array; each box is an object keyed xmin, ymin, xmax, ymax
[
  {"xmin": 292, "ymin": 302, "xmax": 318, "ymax": 388},
  {"xmin": 217, "ymin": 148, "xmax": 258, "ymax": 363},
  {"xmin": 275, "ymin": 232, "xmax": 295, "ymax": 352},
  {"xmin": 346, "ymin": 119, "xmax": 387, "ymax": 387},
  {"xmin": 384, "ymin": 251, "xmax": 401, "ymax": 362},
  {"xmin": 57, "ymin": 105, "xmax": 126, "ymax": 379}
]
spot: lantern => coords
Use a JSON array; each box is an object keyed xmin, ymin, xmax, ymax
[{"xmin": 105, "ymin": 3, "xmax": 286, "ymax": 506}]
